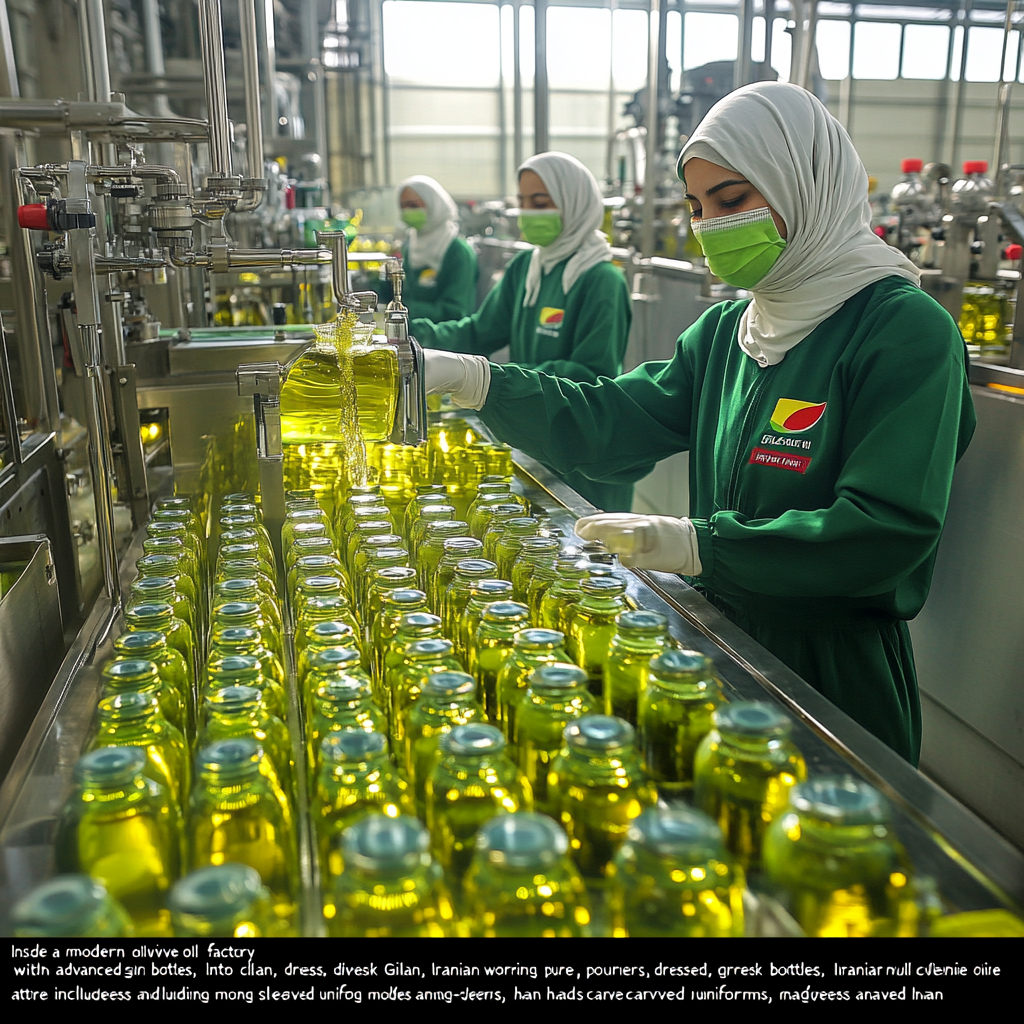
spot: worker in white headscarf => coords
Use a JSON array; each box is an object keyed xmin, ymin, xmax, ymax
[
  {"xmin": 382, "ymin": 175, "xmax": 477, "ymax": 322},
  {"xmin": 421, "ymin": 82, "xmax": 976, "ymax": 764},
  {"xmin": 415, "ymin": 151, "xmax": 633, "ymax": 512}
]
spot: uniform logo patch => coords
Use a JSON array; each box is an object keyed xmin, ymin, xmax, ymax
[
  {"xmin": 418, "ymin": 268, "xmax": 437, "ymax": 287},
  {"xmin": 539, "ymin": 307, "xmax": 564, "ymax": 326},
  {"xmin": 749, "ymin": 447, "xmax": 811, "ymax": 473},
  {"xmin": 769, "ymin": 398, "xmax": 827, "ymax": 434}
]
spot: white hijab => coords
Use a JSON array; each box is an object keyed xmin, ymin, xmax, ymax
[
  {"xmin": 678, "ymin": 82, "xmax": 919, "ymax": 367},
  {"xmin": 398, "ymin": 175, "xmax": 460, "ymax": 272},
  {"xmin": 518, "ymin": 151, "xmax": 613, "ymax": 308}
]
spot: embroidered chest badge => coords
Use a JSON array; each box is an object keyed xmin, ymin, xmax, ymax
[
  {"xmin": 536, "ymin": 307, "xmax": 564, "ymax": 337},
  {"xmin": 418, "ymin": 268, "xmax": 437, "ymax": 287},
  {"xmin": 769, "ymin": 398, "xmax": 827, "ymax": 433}
]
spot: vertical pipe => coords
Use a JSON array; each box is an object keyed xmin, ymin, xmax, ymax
[
  {"xmin": 301, "ymin": 0, "xmax": 329, "ymax": 178},
  {"xmin": 142, "ymin": 0, "xmax": 172, "ymax": 116},
  {"xmin": 78, "ymin": 0, "xmax": 112, "ymax": 102},
  {"xmin": 795, "ymin": 0, "xmax": 819, "ymax": 91},
  {"xmin": 498, "ymin": 5, "xmax": 507, "ymax": 198},
  {"xmin": 380, "ymin": 0, "xmax": 392, "ymax": 185},
  {"xmin": 239, "ymin": 0, "xmax": 265, "ymax": 182},
  {"xmin": 606, "ymin": 0, "xmax": 617, "ymax": 183},
  {"xmin": 640, "ymin": 0, "xmax": 660, "ymax": 257},
  {"xmin": 734, "ymin": 0, "xmax": 754, "ymax": 90},
  {"xmin": 513, "ymin": 0, "xmax": 523, "ymax": 170},
  {"xmin": 948, "ymin": 0, "xmax": 972, "ymax": 170},
  {"xmin": 0, "ymin": 0, "xmax": 18, "ymax": 99},
  {"xmin": 763, "ymin": 0, "xmax": 775, "ymax": 74},
  {"xmin": 198, "ymin": 0, "xmax": 233, "ymax": 177},
  {"xmin": 992, "ymin": 0, "xmax": 1020, "ymax": 195},
  {"xmin": 257, "ymin": 0, "xmax": 278, "ymax": 145},
  {"xmin": 534, "ymin": 0, "xmax": 549, "ymax": 153}
]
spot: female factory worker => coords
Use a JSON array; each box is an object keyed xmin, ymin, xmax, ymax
[
  {"xmin": 383, "ymin": 175, "xmax": 478, "ymax": 323},
  {"xmin": 414, "ymin": 151, "xmax": 633, "ymax": 512},
  {"xmin": 422, "ymin": 82, "xmax": 976, "ymax": 764}
]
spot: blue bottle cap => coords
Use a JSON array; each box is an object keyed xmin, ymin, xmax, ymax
[
  {"xmin": 441, "ymin": 723, "xmax": 506, "ymax": 757},
  {"xmin": 476, "ymin": 812, "xmax": 568, "ymax": 869}
]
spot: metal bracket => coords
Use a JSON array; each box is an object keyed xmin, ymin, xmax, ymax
[
  {"xmin": 106, "ymin": 364, "xmax": 150, "ymax": 528},
  {"xmin": 236, "ymin": 360, "xmax": 285, "ymax": 569}
]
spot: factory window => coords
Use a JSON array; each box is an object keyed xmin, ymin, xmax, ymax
[
  {"xmin": 963, "ymin": 25, "xmax": 1017, "ymax": 82},
  {"xmin": 612, "ymin": 8, "xmax": 653, "ymax": 92},
  {"xmin": 749, "ymin": 17, "xmax": 794, "ymax": 81},
  {"xmin": 383, "ymin": 0, "xmax": 500, "ymax": 87},
  {"xmin": 547, "ymin": 7, "xmax": 611, "ymax": 90},
  {"xmin": 683, "ymin": 13, "xmax": 739, "ymax": 70},
  {"xmin": 901, "ymin": 23, "xmax": 950, "ymax": 79},
  {"xmin": 851, "ymin": 20, "xmax": 901, "ymax": 79},
  {"xmin": 815, "ymin": 19, "xmax": 851, "ymax": 80},
  {"xmin": 666, "ymin": 9, "xmax": 682, "ymax": 93}
]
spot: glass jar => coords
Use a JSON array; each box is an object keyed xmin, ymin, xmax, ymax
[
  {"xmin": 55, "ymin": 747, "xmax": 180, "ymax": 936},
  {"xmin": 496, "ymin": 628, "xmax": 570, "ymax": 740},
  {"xmin": 482, "ymin": 505, "xmax": 531, "ymax": 562},
  {"xmin": 296, "ymin": 620, "xmax": 361, "ymax": 706},
  {"xmin": 603, "ymin": 609, "xmax": 671, "ymax": 725},
  {"xmin": 312, "ymin": 730, "xmax": 414, "ymax": 893},
  {"xmin": 494, "ymin": 517, "xmax": 541, "ymax": 581},
  {"xmin": 457, "ymin": 579, "xmax": 515, "ymax": 663},
  {"xmin": 762, "ymin": 776, "xmax": 910, "ymax": 937},
  {"xmin": 549, "ymin": 715, "xmax": 656, "ymax": 886},
  {"xmin": 112, "ymin": 630, "xmax": 194, "ymax": 736},
  {"xmin": 432, "ymin": 537, "xmax": 486, "ymax": 615},
  {"xmin": 425, "ymin": 723, "xmax": 531, "ymax": 893},
  {"xmin": 101, "ymin": 657, "xmax": 187, "ymax": 742},
  {"xmin": 441, "ymin": 557, "xmax": 498, "ymax": 638},
  {"xmin": 170, "ymin": 863, "xmax": 277, "ymax": 937},
  {"xmin": 693, "ymin": 701, "xmax": 806, "ymax": 871},
  {"xmin": 538, "ymin": 557, "xmax": 590, "ymax": 635},
  {"xmin": 370, "ymin": 587, "xmax": 429, "ymax": 693},
  {"xmin": 404, "ymin": 670, "xmax": 485, "ymax": 816},
  {"xmin": 514, "ymin": 663, "xmax": 594, "ymax": 819},
  {"xmin": 469, "ymin": 601, "xmax": 532, "ymax": 719},
  {"xmin": 417, "ymin": 520, "xmax": 471, "ymax": 597},
  {"xmin": 343, "ymin": 513, "xmax": 395, "ymax": 570},
  {"xmin": 609, "ymin": 807, "xmax": 744, "ymax": 937},
  {"xmin": 207, "ymin": 626, "xmax": 287, "ymax": 702},
  {"xmin": 91, "ymin": 690, "xmax": 189, "ymax": 812},
  {"xmin": 382, "ymin": 612, "xmax": 445, "ymax": 731},
  {"xmin": 568, "ymin": 577, "xmax": 629, "ymax": 697},
  {"xmin": 638, "ymin": 650, "xmax": 724, "ymax": 796},
  {"xmin": 389, "ymin": 637, "xmax": 463, "ymax": 745},
  {"xmin": 511, "ymin": 536, "xmax": 561, "ymax": 606},
  {"xmin": 463, "ymin": 812, "xmax": 591, "ymax": 937},
  {"xmin": 409, "ymin": 503, "xmax": 457, "ymax": 568},
  {"xmin": 363, "ymin": 565, "xmax": 419, "ymax": 642},
  {"xmin": 200, "ymin": 684, "xmax": 295, "ymax": 802},
  {"xmin": 212, "ymin": 577, "xmax": 283, "ymax": 649},
  {"xmin": 204, "ymin": 653, "xmax": 286, "ymax": 732},
  {"xmin": 327, "ymin": 816, "xmax": 455, "ymax": 937},
  {"xmin": 129, "ymin": 575, "xmax": 197, "ymax": 649},
  {"xmin": 210, "ymin": 599, "xmax": 284, "ymax": 663},
  {"xmin": 12, "ymin": 875, "xmax": 132, "ymax": 938},
  {"xmin": 188, "ymin": 738, "xmax": 299, "ymax": 930}
]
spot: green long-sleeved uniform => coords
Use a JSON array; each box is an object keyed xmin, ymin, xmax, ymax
[
  {"xmin": 477, "ymin": 277, "xmax": 976, "ymax": 763},
  {"xmin": 414, "ymin": 249, "xmax": 634, "ymax": 511},
  {"xmin": 373, "ymin": 236, "xmax": 478, "ymax": 323}
]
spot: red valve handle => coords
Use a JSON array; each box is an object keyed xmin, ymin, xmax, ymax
[{"xmin": 17, "ymin": 204, "xmax": 50, "ymax": 230}]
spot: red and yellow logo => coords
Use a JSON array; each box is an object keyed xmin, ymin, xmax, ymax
[
  {"xmin": 539, "ymin": 307, "xmax": 564, "ymax": 326},
  {"xmin": 769, "ymin": 398, "xmax": 827, "ymax": 434}
]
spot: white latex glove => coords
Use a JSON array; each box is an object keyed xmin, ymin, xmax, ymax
[
  {"xmin": 575, "ymin": 513, "xmax": 703, "ymax": 575},
  {"xmin": 421, "ymin": 349, "xmax": 491, "ymax": 410}
]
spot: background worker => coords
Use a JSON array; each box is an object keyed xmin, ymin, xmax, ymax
[
  {"xmin": 415, "ymin": 151, "xmax": 633, "ymax": 512},
  {"xmin": 377, "ymin": 174, "xmax": 478, "ymax": 323}
]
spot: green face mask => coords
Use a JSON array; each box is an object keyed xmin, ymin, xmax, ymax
[
  {"xmin": 518, "ymin": 211, "xmax": 563, "ymax": 247},
  {"xmin": 690, "ymin": 206, "xmax": 786, "ymax": 289},
  {"xmin": 401, "ymin": 208, "xmax": 428, "ymax": 231}
]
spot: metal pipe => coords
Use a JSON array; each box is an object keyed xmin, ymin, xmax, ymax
[
  {"xmin": 301, "ymin": 0, "xmax": 328, "ymax": 180},
  {"xmin": 257, "ymin": 0, "xmax": 278, "ymax": 148},
  {"xmin": 197, "ymin": 0, "xmax": 232, "ymax": 177},
  {"xmin": 0, "ymin": 0, "xmax": 19, "ymax": 99},
  {"xmin": 734, "ymin": 0, "xmax": 754, "ymax": 90},
  {"xmin": 605, "ymin": 0, "xmax": 617, "ymax": 184},
  {"xmin": 534, "ymin": 0, "xmax": 549, "ymax": 153},
  {"xmin": 169, "ymin": 246, "xmax": 332, "ymax": 269},
  {"xmin": 763, "ymin": 0, "xmax": 775, "ymax": 73},
  {"xmin": 78, "ymin": 0, "xmax": 112, "ymax": 102},
  {"xmin": 948, "ymin": 0, "xmax": 972, "ymax": 169},
  {"xmin": 993, "ymin": 0, "xmax": 1022, "ymax": 195},
  {"xmin": 513, "ymin": 0, "xmax": 523, "ymax": 171},
  {"xmin": 640, "ymin": 0, "xmax": 660, "ymax": 257},
  {"xmin": 795, "ymin": 0, "xmax": 819, "ymax": 91},
  {"xmin": 141, "ymin": 0, "xmax": 172, "ymax": 117},
  {"xmin": 84, "ymin": 354, "xmax": 120, "ymax": 604},
  {"xmin": 239, "ymin": 0, "xmax": 265, "ymax": 182}
]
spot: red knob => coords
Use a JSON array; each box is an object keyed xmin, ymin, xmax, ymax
[
  {"xmin": 901, "ymin": 158, "xmax": 923, "ymax": 173},
  {"xmin": 963, "ymin": 160, "xmax": 989, "ymax": 175},
  {"xmin": 873, "ymin": 225, "xmax": 887, "ymax": 237},
  {"xmin": 1006, "ymin": 244, "xmax": 1023, "ymax": 261},
  {"xmin": 17, "ymin": 204, "xmax": 50, "ymax": 230}
]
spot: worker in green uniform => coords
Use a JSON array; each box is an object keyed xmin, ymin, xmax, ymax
[
  {"xmin": 421, "ymin": 82, "xmax": 976, "ymax": 765},
  {"xmin": 415, "ymin": 151, "xmax": 633, "ymax": 512},
  {"xmin": 376, "ymin": 175, "xmax": 478, "ymax": 323}
]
